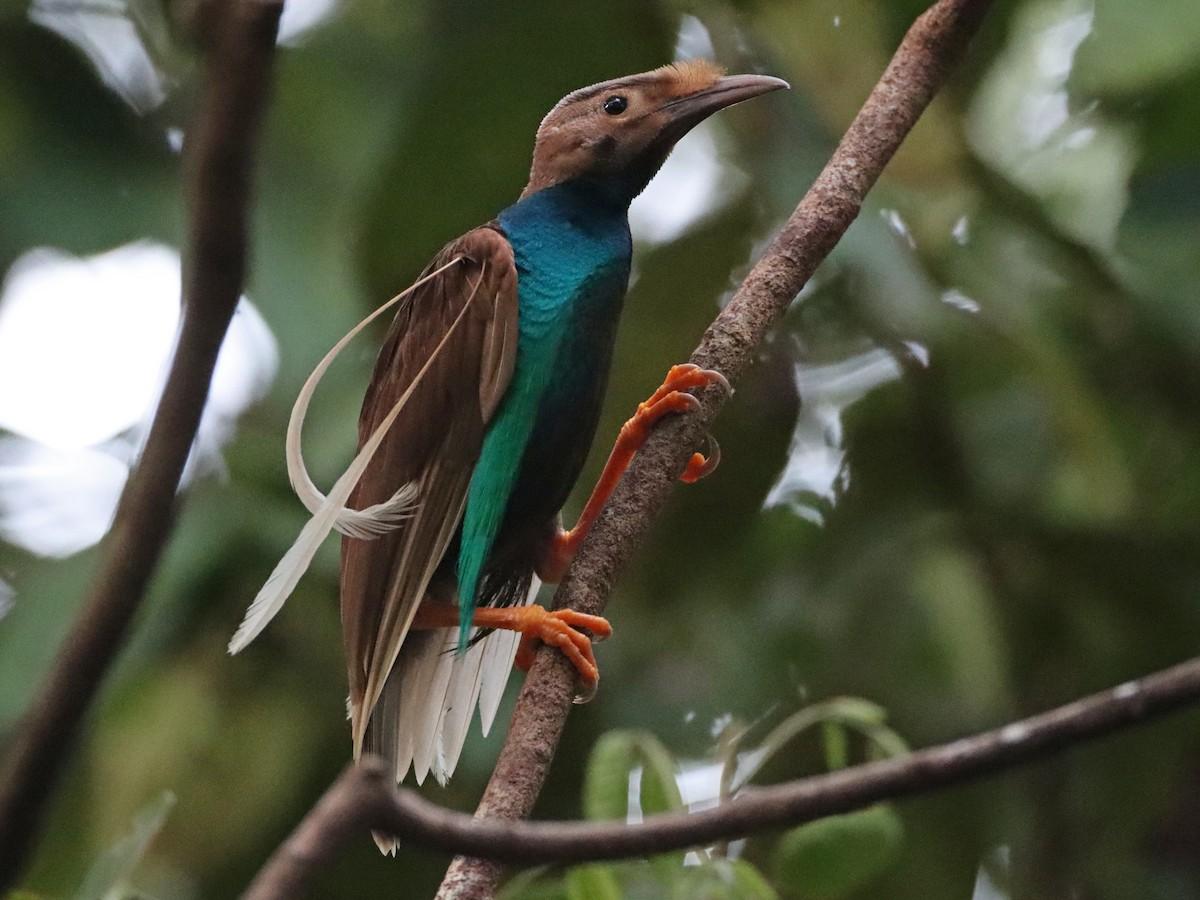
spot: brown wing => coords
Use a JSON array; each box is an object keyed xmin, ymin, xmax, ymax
[{"xmin": 340, "ymin": 226, "xmax": 518, "ymax": 755}]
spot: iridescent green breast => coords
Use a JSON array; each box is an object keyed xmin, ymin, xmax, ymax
[{"xmin": 455, "ymin": 181, "xmax": 631, "ymax": 645}]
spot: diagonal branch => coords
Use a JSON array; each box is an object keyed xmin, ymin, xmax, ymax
[
  {"xmin": 243, "ymin": 653, "xmax": 1200, "ymax": 899},
  {"xmin": 437, "ymin": 0, "xmax": 995, "ymax": 896},
  {"xmin": 0, "ymin": 0, "xmax": 283, "ymax": 889}
]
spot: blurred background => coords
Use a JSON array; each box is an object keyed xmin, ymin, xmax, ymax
[{"xmin": 2, "ymin": 0, "xmax": 1200, "ymax": 897}]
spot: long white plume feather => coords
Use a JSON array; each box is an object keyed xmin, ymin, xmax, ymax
[
  {"xmin": 285, "ymin": 258, "xmax": 463, "ymax": 539},
  {"xmin": 228, "ymin": 258, "xmax": 482, "ymax": 654}
]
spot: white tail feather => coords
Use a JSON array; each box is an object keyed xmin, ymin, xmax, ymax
[
  {"xmin": 478, "ymin": 577, "xmax": 540, "ymax": 736},
  {"xmin": 229, "ymin": 258, "xmax": 483, "ymax": 654},
  {"xmin": 285, "ymin": 258, "xmax": 463, "ymax": 539},
  {"xmin": 433, "ymin": 635, "xmax": 488, "ymax": 784},
  {"xmin": 365, "ymin": 579, "xmax": 538, "ymax": 794}
]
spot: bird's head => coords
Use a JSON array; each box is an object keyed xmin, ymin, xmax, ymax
[{"xmin": 523, "ymin": 60, "xmax": 788, "ymax": 203}]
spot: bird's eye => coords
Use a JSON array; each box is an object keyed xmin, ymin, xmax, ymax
[{"xmin": 602, "ymin": 95, "xmax": 628, "ymax": 116}]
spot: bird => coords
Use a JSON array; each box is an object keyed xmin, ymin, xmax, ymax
[{"xmin": 229, "ymin": 59, "xmax": 786, "ymax": 852}]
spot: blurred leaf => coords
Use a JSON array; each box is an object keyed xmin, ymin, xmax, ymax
[
  {"xmin": 582, "ymin": 729, "xmax": 683, "ymax": 821},
  {"xmin": 582, "ymin": 729, "xmax": 685, "ymax": 873},
  {"xmin": 717, "ymin": 859, "xmax": 780, "ymax": 900},
  {"xmin": 771, "ymin": 805, "xmax": 904, "ymax": 899},
  {"xmin": 862, "ymin": 724, "xmax": 910, "ymax": 760},
  {"xmin": 817, "ymin": 698, "xmax": 888, "ymax": 727},
  {"xmin": 634, "ymin": 732, "xmax": 684, "ymax": 817},
  {"xmin": 669, "ymin": 858, "xmax": 779, "ymax": 900},
  {"xmin": 582, "ymin": 731, "xmax": 639, "ymax": 821},
  {"xmin": 565, "ymin": 864, "xmax": 623, "ymax": 900},
  {"xmin": 967, "ymin": 0, "xmax": 1137, "ymax": 252},
  {"xmin": 1074, "ymin": 0, "xmax": 1200, "ymax": 95},
  {"xmin": 734, "ymin": 698, "xmax": 903, "ymax": 793},
  {"xmin": 497, "ymin": 867, "xmax": 568, "ymax": 900},
  {"xmin": 73, "ymin": 791, "xmax": 174, "ymax": 900},
  {"xmin": 633, "ymin": 732, "xmax": 687, "ymax": 872},
  {"xmin": 820, "ymin": 722, "xmax": 848, "ymax": 771}
]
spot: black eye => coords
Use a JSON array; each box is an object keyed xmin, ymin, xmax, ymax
[{"xmin": 602, "ymin": 95, "xmax": 628, "ymax": 115}]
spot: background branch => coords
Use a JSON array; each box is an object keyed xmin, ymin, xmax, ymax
[
  {"xmin": 0, "ymin": 0, "xmax": 282, "ymax": 889},
  {"xmin": 437, "ymin": 0, "xmax": 994, "ymax": 896},
  {"xmin": 244, "ymin": 653, "xmax": 1200, "ymax": 899}
]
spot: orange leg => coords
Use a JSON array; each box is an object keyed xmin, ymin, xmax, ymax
[
  {"xmin": 411, "ymin": 602, "xmax": 612, "ymax": 689},
  {"xmin": 537, "ymin": 363, "xmax": 729, "ymax": 583}
]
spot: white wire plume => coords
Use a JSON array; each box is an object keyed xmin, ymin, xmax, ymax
[
  {"xmin": 228, "ymin": 258, "xmax": 473, "ymax": 654},
  {"xmin": 287, "ymin": 258, "xmax": 463, "ymax": 539}
]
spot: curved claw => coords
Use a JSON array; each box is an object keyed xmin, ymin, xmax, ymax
[
  {"xmin": 652, "ymin": 364, "xmax": 731, "ymax": 404},
  {"xmin": 572, "ymin": 677, "xmax": 600, "ymax": 705},
  {"xmin": 698, "ymin": 367, "xmax": 732, "ymax": 395},
  {"xmin": 681, "ymin": 433, "xmax": 721, "ymax": 484}
]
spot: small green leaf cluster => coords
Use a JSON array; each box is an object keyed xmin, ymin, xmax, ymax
[{"xmin": 501, "ymin": 699, "xmax": 908, "ymax": 899}]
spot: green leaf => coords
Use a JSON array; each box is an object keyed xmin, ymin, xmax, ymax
[
  {"xmin": 630, "ymin": 732, "xmax": 686, "ymax": 873},
  {"xmin": 671, "ymin": 859, "xmax": 780, "ymax": 900},
  {"xmin": 862, "ymin": 724, "xmax": 910, "ymax": 760},
  {"xmin": 721, "ymin": 859, "xmax": 781, "ymax": 900},
  {"xmin": 582, "ymin": 730, "xmax": 683, "ymax": 822},
  {"xmin": 821, "ymin": 722, "xmax": 849, "ymax": 771},
  {"xmin": 733, "ymin": 698, "xmax": 902, "ymax": 793},
  {"xmin": 497, "ymin": 867, "xmax": 568, "ymax": 900},
  {"xmin": 772, "ymin": 805, "xmax": 904, "ymax": 899},
  {"xmin": 819, "ymin": 697, "xmax": 888, "ymax": 727},
  {"xmin": 581, "ymin": 730, "xmax": 684, "ymax": 872},
  {"xmin": 1075, "ymin": 0, "xmax": 1200, "ymax": 94},
  {"xmin": 633, "ymin": 732, "xmax": 684, "ymax": 817},
  {"xmin": 583, "ymin": 731, "xmax": 638, "ymax": 821},
  {"xmin": 565, "ymin": 864, "xmax": 623, "ymax": 900},
  {"xmin": 73, "ymin": 791, "xmax": 175, "ymax": 900}
]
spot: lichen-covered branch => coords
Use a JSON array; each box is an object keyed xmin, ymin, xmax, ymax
[{"xmin": 243, "ymin": 654, "xmax": 1200, "ymax": 899}]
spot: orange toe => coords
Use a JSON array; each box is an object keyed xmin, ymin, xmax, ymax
[
  {"xmin": 681, "ymin": 434, "xmax": 721, "ymax": 484},
  {"xmin": 509, "ymin": 607, "xmax": 611, "ymax": 701}
]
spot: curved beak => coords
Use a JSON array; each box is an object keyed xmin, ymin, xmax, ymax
[{"xmin": 660, "ymin": 73, "xmax": 790, "ymax": 131}]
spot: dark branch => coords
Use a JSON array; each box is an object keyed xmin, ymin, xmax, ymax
[
  {"xmin": 0, "ymin": 0, "xmax": 282, "ymax": 889},
  {"xmin": 437, "ymin": 0, "xmax": 995, "ymax": 895},
  {"xmin": 243, "ymin": 654, "xmax": 1200, "ymax": 899}
]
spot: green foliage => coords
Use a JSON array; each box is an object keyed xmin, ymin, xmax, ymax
[
  {"xmin": 581, "ymin": 731, "xmax": 640, "ymax": 822},
  {"xmin": 73, "ymin": 792, "xmax": 174, "ymax": 900},
  {"xmin": 581, "ymin": 729, "xmax": 686, "ymax": 872},
  {"xmin": 725, "ymin": 698, "xmax": 909, "ymax": 797},
  {"xmin": 772, "ymin": 806, "xmax": 905, "ymax": 899},
  {"xmin": 565, "ymin": 865, "xmax": 624, "ymax": 900},
  {"xmin": 513, "ymin": 697, "xmax": 906, "ymax": 898}
]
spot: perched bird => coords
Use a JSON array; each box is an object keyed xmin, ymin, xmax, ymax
[{"xmin": 230, "ymin": 60, "xmax": 786, "ymax": 850}]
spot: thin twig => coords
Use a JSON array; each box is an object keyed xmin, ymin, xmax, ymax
[
  {"xmin": 0, "ymin": 0, "xmax": 282, "ymax": 889},
  {"xmin": 243, "ymin": 653, "xmax": 1200, "ymax": 899},
  {"xmin": 437, "ymin": 0, "xmax": 994, "ymax": 896}
]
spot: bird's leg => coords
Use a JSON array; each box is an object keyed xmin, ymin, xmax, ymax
[
  {"xmin": 410, "ymin": 602, "xmax": 612, "ymax": 688},
  {"xmin": 537, "ymin": 363, "xmax": 728, "ymax": 583}
]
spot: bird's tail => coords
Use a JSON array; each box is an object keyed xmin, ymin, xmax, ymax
[{"xmin": 354, "ymin": 578, "xmax": 538, "ymax": 855}]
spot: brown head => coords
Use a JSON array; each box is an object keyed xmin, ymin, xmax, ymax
[{"xmin": 522, "ymin": 60, "xmax": 788, "ymax": 203}]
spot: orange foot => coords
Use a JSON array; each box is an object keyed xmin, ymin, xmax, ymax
[
  {"xmin": 411, "ymin": 602, "xmax": 612, "ymax": 701},
  {"xmin": 513, "ymin": 607, "xmax": 612, "ymax": 702},
  {"xmin": 537, "ymin": 363, "xmax": 729, "ymax": 583},
  {"xmin": 635, "ymin": 363, "xmax": 730, "ymax": 474}
]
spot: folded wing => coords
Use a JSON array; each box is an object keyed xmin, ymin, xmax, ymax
[{"xmin": 340, "ymin": 227, "xmax": 519, "ymax": 770}]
